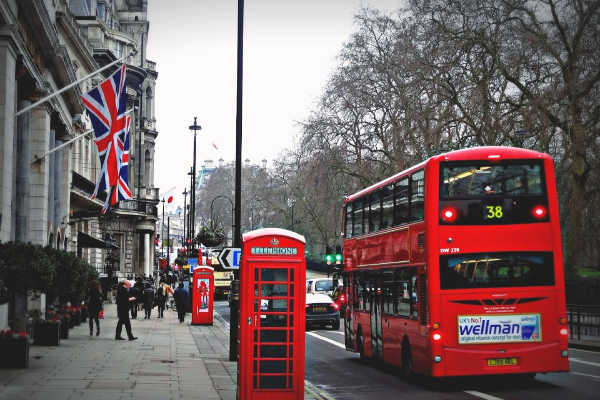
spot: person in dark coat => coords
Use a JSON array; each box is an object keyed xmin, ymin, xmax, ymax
[
  {"xmin": 115, "ymin": 280, "xmax": 137, "ymax": 340},
  {"xmin": 173, "ymin": 282, "xmax": 188, "ymax": 323},
  {"xmin": 142, "ymin": 281, "xmax": 155, "ymax": 319},
  {"xmin": 86, "ymin": 281, "xmax": 103, "ymax": 336},
  {"xmin": 133, "ymin": 277, "xmax": 144, "ymax": 317}
]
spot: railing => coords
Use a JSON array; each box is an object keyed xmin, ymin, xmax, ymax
[{"xmin": 567, "ymin": 304, "xmax": 600, "ymax": 340}]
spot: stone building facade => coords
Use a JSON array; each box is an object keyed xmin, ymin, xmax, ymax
[{"xmin": 0, "ymin": 0, "xmax": 159, "ymax": 280}]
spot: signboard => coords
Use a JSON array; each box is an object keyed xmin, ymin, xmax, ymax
[
  {"xmin": 458, "ymin": 314, "xmax": 542, "ymax": 344},
  {"xmin": 217, "ymin": 247, "xmax": 241, "ymax": 269},
  {"xmin": 188, "ymin": 257, "xmax": 198, "ymax": 273}
]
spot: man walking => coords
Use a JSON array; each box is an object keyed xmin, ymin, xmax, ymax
[
  {"xmin": 115, "ymin": 280, "xmax": 138, "ymax": 341},
  {"xmin": 173, "ymin": 282, "xmax": 188, "ymax": 323}
]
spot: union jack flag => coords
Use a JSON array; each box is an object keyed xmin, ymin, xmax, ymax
[{"xmin": 82, "ymin": 64, "xmax": 132, "ymax": 214}]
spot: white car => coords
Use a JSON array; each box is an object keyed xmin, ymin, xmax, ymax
[{"xmin": 305, "ymin": 293, "xmax": 340, "ymax": 330}]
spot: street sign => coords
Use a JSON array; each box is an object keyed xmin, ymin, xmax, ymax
[{"xmin": 218, "ymin": 247, "xmax": 241, "ymax": 269}]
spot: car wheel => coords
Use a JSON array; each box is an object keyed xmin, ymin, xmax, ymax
[{"xmin": 332, "ymin": 318, "xmax": 340, "ymax": 331}]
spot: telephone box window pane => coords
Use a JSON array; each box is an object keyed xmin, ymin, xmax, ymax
[
  {"xmin": 253, "ymin": 360, "xmax": 258, "ymax": 372},
  {"xmin": 260, "ymin": 376, "xmax": 287, "ymax": 389},
  {"xmin": 289, "ymin": 315, "xmax": 294, "ymax": 327},
  {"xmin": 260, "ymin": 284, "xmax": 288, "ymax": 297},
  {"xmin": 290, "ymin": 269, "xmax": 294, "ymax": 281},
  {"xmin": 260, "ymin": 329, "xmax": 287, "ymax": 342},
  {"xmin": 260, "ymin": 360, "xmax": 287, "ymax": 373},
  {"xmin": 253, "ymin": 376, "xmax": 258, "ymax": 389},
  {"xmin": 289, "ymin": 345, "xmax": 293, "ymax": 357},
  {"xmin": 288, "ymin": 375, "xmax": 293, "ymax": 389},
  {"xmin": 269, "ymin": 299, "xmax": 288, "ymax": 312},
  {"xmin": 260, "ymin": 345, "xmax": 287, "ymax": 358},
  {"xmin": 260, "ymin": 314, "xmax": 288, "ymax": 327},
  {"xmin": 290, "ymin": 284, "xmax": 294, "ymax": 296},
  {"xmin": 261, "ymin": 268, "xmax": 288, "ymax": 282},
  {"xmin": 255, "ymin": 268, "xmax": 259, "ymax": 281}
]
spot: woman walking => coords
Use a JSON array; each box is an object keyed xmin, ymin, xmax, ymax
[{"xmin": 86, "ymin": 281, "xmax": 103, "ymax": 336}]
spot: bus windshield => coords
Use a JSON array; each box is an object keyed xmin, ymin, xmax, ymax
[
  {"xmin": 440, "ymin": 161, "xmax": 544, "ymax": 199},
  {"xmin": 440, "ymin": 252, "xmax": 554, "ymax": 289}
]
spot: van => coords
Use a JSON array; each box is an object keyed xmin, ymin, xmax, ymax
[{"xmin": 306, "ymin": 278, "xmax": 334, "ymax": 296}]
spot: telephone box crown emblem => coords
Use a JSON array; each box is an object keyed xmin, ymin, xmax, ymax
[{"xmin": 270, "ymin": 237, "xmax": 279, "ymax": 246}]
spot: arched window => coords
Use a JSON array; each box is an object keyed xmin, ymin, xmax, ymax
[{"xmin": 49, "ymin": 233, "xmax": 54, "ymax": 248}]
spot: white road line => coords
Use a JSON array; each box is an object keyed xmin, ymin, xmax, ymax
[
  {"xmin": 571, "ymin": 371, "xmax": 600, "ymax": 381},
  {"xmin": 464, "ymin": 390, "xmax": 504, "ymax": 400},
  {"xmin": 570, "ymin": 348, "xmax": 600, "ymax": 355},
  {"xmin": 570, "ymin": 357, "xmax": 600, "ymax": 368},
  {"xmin": 306, "ymin": 331, "xmax": 346, "ymax": 350}
]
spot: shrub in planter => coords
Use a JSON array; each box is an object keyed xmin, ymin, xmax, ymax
[
  {"xmin": 0, "ymin": 329, "xmax": 30, "ymax": 368},
  {"xmin": 196, "ymin": 225, "xmax": 225, "ymax": 248}
]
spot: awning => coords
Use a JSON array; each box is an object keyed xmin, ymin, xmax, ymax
[{"xmin": 77, "ymin": 231, "xmax": 119, "ymax": 249}]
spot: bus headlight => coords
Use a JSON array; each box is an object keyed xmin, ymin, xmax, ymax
[{"xmin": 434, "ymin": 355, "xmax": 442, "ymax": 363}]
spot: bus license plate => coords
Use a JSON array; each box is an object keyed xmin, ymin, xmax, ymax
[
  {"xmin": 312, "ymin": 306, "xmax": 326, "ymax": 313},
  {"xmin": 487, "ymin": 357, "xmax": 518, "ymax": 367}
]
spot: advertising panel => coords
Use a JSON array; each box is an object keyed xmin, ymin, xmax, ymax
[{"xmin": 458, "ymin": 314, "xmax": 541, "ymax": 344}]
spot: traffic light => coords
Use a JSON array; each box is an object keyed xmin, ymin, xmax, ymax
[
  {"xmin": 325, "ymin": 254, "xmax": 333, "ymax": 265},
  {"xmin": 155, "ymin": 234, "xmax": 159, "ymax": 245}
]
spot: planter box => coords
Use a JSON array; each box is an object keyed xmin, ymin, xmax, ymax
[
  {"xmin": 60, "ymin": 321, "xmax": 69, "ymax": 339},
  {"xmin": 0, "ymin": 339, "xmax": 29, "ymax": 368},
  {"xmin": 34, "ymin": 323, "xmax": 60, "ymax": 346}
]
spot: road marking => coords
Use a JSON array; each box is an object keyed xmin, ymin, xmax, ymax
[
  {"xmin": 307, "ymin": 332, "xmax": 346, "ymax": 350},
  {"xmin": 570, "ymin": 357, "xmax": 600, "ymax": 368},
  {"xmin": 571, "ymin": 371, "xmax": 600, "ymax": 381},
  {"xmin": 464, "ymin": 390, "xmax": 504, "ymax": 400},
  {"xmin": 570, "ymin": 348, "xmax": 600, "ymax": 355},
  {"xmin": 305, "ymin": 380, "xmax": 336, "ymax": 400}
]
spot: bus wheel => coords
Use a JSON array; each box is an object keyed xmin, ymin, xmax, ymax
[{"xmin": 401, "ymin": 341, "xmax": 414, "ymax": 379}]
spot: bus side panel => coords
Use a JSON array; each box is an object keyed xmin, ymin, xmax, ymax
[
  {"xmin": 382, "ymin": 316, "xmax": 402, "ymax": 366},
  {"xmin": 354, "ymin": 310, "xmax": 372, "ymax": 357}
]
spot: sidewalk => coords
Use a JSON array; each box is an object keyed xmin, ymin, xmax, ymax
[{"xmin": 0, "ymin": 304, "xmax": 235, "ymax": 400}]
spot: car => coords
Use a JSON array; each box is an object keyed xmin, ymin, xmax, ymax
[
  {"xmin": 306, "ymin": 278, "xmax": 335, "ymax": 296},
  {"xmin": 305, "ymin": 292, "xmax": 340, "ymax": 330},
  {"xmin": 331, "ymin": 284, "xmax": 347, "ymax": 317}
]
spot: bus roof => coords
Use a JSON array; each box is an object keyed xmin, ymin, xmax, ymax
[{"xmin": 345, "ymin": 146, "xmax": 551, "ymax": 203}]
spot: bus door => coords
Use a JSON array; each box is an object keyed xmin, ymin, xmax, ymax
[{"xmin": 370, "ymin": 282, "xmax": 383, "ymax": 360}]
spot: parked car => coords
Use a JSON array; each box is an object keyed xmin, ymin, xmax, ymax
[
  {"xmin": 306, "ymin": 278, "xmax": 334, "ymax": 296},
  {"xmin": 331, "ymin": 284, "xmax": 347, "ymax": 317},
  {"xmin": 305, "ymin": 293, "xmax": 340, "ymax": 330}
]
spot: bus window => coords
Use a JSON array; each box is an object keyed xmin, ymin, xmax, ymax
[
  {"xmin": 394, "ymin": 178, "xmax": 409, "ymax": 225},
  {"xmin": 381, "ymin": 184, "xmax": 394, "ymax": 229},
  {"xmin": 410, "ymin": 170, "xmax": 425, "ymax": 221},
  {"xmin": 345, "ymin": 203, "xmax": 352, "ymax": 239},
  {"xmin": 353, "ymin": 199, "xmax": 363, "ymax": 236},
  {"xmin": 370, "ymin": 191, "xmax": 382, "ymax": 232}
]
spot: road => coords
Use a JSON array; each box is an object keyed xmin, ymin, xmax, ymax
[{"xmin": 214, "ymin": 300, "xmax": 600, "ymax": 400}]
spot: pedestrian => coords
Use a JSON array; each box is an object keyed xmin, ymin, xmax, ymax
[
  {"xmin": 143, "ymin": 281, "xmax": 155, "ymax": 319},
  {"xmin": 173, "ymin": 282, "xmax": 188, "ymax": 323},
  {"xmin": 86, "ymin": 280, "xmax": 103, "ymax": 336},
  {"xmin": 129, "ymin": 281, "xmax": 140, "ymax": 319},
  {"xmin": 133, "ymin": 276, "xmax": 144, "ymax": 315},
  {"xmin": 115, "ymin": 280, "xmax": 137, "ymax": 341},
  {"xmin": 155, "ymin": 284, "xmax": 166, "ymax": 318}
]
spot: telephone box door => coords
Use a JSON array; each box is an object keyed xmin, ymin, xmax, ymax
[
  {"xmin": 238, "ymin": 228, "xmax": 306, "ymax": 400},
  {"xmin": 192, "ymin": 266, "xmax": 214, "ymax": 325}
]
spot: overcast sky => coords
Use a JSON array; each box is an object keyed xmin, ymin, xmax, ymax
[{"xmin": 147, "ymin": 0, "xmax": 404, "ymax": 207}]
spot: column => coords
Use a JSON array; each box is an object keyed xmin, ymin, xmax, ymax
[
  {"xmin": 28, "ymin": 105, "xmax": 51, "ymax": 245},
  {"xmin": 144, "ymin": 233, "xmax": 150, "ymax": 277},
  {"xmin": 0, "ymin": 39, "xmax": 16, "ymax": 242},
  {"xmin": 15, "ymin": 101, "xmax": 31, "ymax": 243},
  {"xmin": 48, "ymin": 130, "xmax": 56, "ymax": 240}
]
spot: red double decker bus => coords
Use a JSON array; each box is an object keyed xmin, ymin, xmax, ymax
[{"xmin": 341, "ymin": 146, "xmax": 569, "ymax": 377}]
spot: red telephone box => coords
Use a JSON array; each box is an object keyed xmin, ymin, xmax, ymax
[
  {"xmin": 237, "ymin": 228, "xmax": 306, "ymax": 400},
  {"xmin": 192, "ymin": 266, "xmax": 214, "ymax": 325}
]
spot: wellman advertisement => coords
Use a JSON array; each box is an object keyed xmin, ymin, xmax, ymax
[{"xmin": 458, "ymin": 314, "xmax": 542, "ymax": 344}]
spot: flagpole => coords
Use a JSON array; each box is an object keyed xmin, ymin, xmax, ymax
[
  {"xmin": 31, "ymin": 108, "xmax": 136, "ymax": 163},
  {"xmin": 15, "ymin": 50, "xmax": 137, "ymax": 117}
]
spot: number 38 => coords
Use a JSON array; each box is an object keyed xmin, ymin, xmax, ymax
[{"xmin": 486, "ymin": 205, "xmax": 503, "ymax": 219}]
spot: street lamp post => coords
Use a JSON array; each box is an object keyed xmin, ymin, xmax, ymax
[
  {"xmin": 288, "ymin": 198, "xmax": 296, "ymax": 230},
  {"xmin": 210, "ymin": 195, "xmax": 234, "ymax": 246},
  {"xmin": 189, "ymin": 117, "xmax": 202, "ymax": 252},
  {"xmin": 161, "ymin": 198, "xmax": 165, "ymax": 258},
  {"xmin": 182, "ymin": 188, "xmax": 188, "ymax": 247},
  {"xmin": 187, "ymin": 167, "xmax": 193, "ymax": 245}
]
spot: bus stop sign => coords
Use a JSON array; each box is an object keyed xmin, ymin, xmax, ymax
[{"xmin": 217, "ymin": 247, "xmax": 241, "ymax": 269}]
